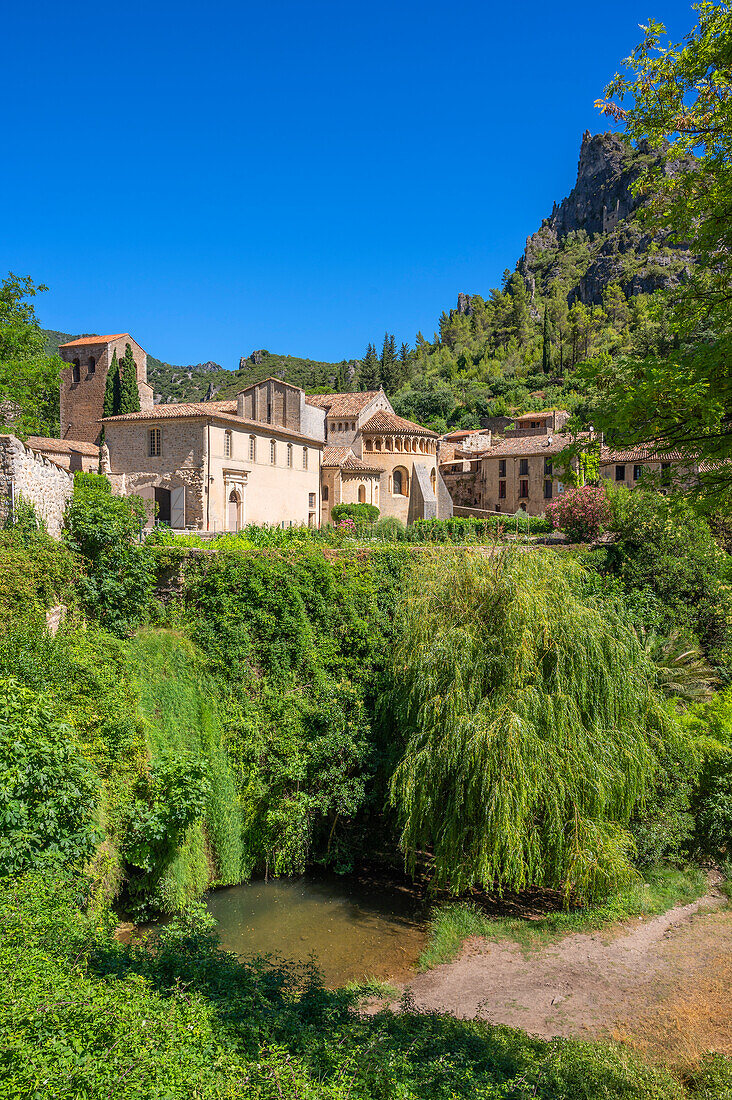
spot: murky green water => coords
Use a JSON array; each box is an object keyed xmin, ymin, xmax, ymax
[{"xmin": 206, "ymin": 873, "xmax": 428, "ymax": 988}]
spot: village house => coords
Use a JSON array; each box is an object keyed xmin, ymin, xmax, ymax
[{"xmin": 598, "ymin": 445, "xmax": 699, "ymax": 491}]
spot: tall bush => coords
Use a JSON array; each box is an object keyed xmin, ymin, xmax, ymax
[{"xmin": 546, "ymin": 485, "xmax": 610, "ymax": 542}]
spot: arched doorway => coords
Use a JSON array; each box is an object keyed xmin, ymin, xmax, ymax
[{"xmin": 228, "ymin": 489, "xmax": 241, "ymax": 531}]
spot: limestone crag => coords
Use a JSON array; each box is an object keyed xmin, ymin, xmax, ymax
[{"xmin": 518, "ymin": 131, "xmax": 694, "ymax": 305}]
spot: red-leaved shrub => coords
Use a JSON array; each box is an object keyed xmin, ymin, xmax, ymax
[{"xmin": 545, "ymin": 485, "xmax": 610, "ymax": 543}]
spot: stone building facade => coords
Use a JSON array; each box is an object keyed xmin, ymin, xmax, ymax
[
  {"xmin": 25, "ymin": 437, "xmax": 99, "ymax": 473},
  {"xmin": 59, "ymin": 334, "xmax": 153, "ymax": 444},
  {"xmin": 103, "ymin": 378, "xmax": 324, "ymax": 531},
  {"xmin": 599, "ymin": 446, "xmax": 698, "ymax": 491},
  {"xmin": 0, "ymin": 434, "xmax": 74, "ymax": 537}
]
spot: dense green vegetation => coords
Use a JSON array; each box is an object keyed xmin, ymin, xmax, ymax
[
  {"xmin": 9, "ymin": 869, "xmax": 732, "ymax": 1100},
  {"xmin": 0, "ymin": 274, "xmax": 63, "ymax": 437}
]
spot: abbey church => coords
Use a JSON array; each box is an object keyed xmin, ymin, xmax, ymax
[{"xmin": 45, "ymin": 333, "xmax": 452, "ymax": 531}]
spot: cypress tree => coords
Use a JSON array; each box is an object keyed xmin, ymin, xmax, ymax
[
  {"xmin": 359, "ymin": 343, "xmax": 380, "ymax": 390},
  {"xmin": 380, "ymin": 332, "xmax": 400, "ymax": 393},
  {"xmin": 103, "ymin": 350, "xmax": 121, "ymax": 417},
  {"xmin": 542, "ymin": 306, "xmax": 551, "ymax": 374},
  {"xmin": 118, "ymin": 343, "xmax": 141, "ymax": 414}
]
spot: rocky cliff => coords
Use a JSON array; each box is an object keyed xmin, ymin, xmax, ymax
[{"xmin": 518, "ymin": 131, "xmax": 693, "ymax": 305}]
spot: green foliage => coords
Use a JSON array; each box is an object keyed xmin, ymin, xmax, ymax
[
  {"xmin": 387, "ymin": 550, "xmax": 682, "ymax": 901},
  {"xmin": 118, "ymin": 341, "xmax": 141, "ymax": 414},
  {"xmin": 0, "ymin": 526, "xmax": 77, "ymax": 630},
  {"xmin": 125, "ymin": 630, "xmax": 243, "ymax": 910},
  {"xmin": 0, "ymin": 272, "xmax": 61, "ymax": 436},
  {"xmin": 0, "ymin": 679, "xmax": 99, "ymax": 875},
  {"xmin": 124, "ymin": 750, "xmax": 211, "ymax": 915},
  {"xmin": 598, "ymin": 486, "xmax": 732, "ymax": 668},
  {"xmin": 64, "ymin": 473, "xmax": 154, "ymax": 634},
  {"xmin": 331, "ymin": 502, "xmax": 379, "ymax": 524},
  {"xmin": 594, "ymin": 5, "xmax": 732, "ymax": 501},
  {"xmin": 375, "ymin": 515, "xmax": 406, "ymax": 540},
  {"xmin": 103, "ymin": 348, "xmax": 120, "ymax": 418},
  {"xmin": 3, "ymin": 867, "xmax": 718, "ymax": 1100},
  {"xmin": 179, "ymin": 547, "xmax": 406, "ymax": 875}
]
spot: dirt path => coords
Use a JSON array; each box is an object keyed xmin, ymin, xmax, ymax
[{"xmin": 397, "ymin": 886, "xmax": 732, "ymax": 1061}]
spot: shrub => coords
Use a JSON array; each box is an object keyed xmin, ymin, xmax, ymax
[
  {"xmin": 64, "ymin": 473, "xmax": 154, "ymax": 635},
  {"xmin": 375, "ymin": 516, "xmax": 406, "ymax": 540},
  {"xmin": 0, "ymin": 678, "xmax": 99, "ymax": 875},
  {"xmin": 331, "ymin": 502, "xmax": 379, "ymax": 524},
  {"xmin": 546, "ymin": 485, "xmax": 610, "ymax": 542}
]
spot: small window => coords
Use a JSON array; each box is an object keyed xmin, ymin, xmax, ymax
[
  {"xmin": 519, "ymin": 458, "xmax": 529, "ymax": 476},
  {"xmin": 302, "ymin": 447, "xmax": 308, "ymax": 469},
  {"xmin": 365, "ymin": 438, "xmax": 373, "ymax": 451},
  {"xmin": 544, "ymin": 458, "xmax": 552, "ymax": 476},
  {"xmin": 287, "ymin": 443, "xmax": 293, "ymax": 468},
  {"xmin": 249, "ymin": 435, "xmax": 256, "ymax": 461},
  {"xmin": 498, "ymin": 459, "xmax": 506, "ymax": 478},
  {"xmin": 661, "ymin": 461, "xmax": 672, "ymax": 486},
  {"xmin": 71, "ymin": 359, "xmax": 81, "ymax": 384},
  {"xmin": 519, "ymin": 479, "xmax": 529, "ymax": 498},
  {"xmin": 149, "ymin": 428, "xmax": 162, "ymax": 457},
  {"xmin": 544, "ymin": 480, "xmax": 553, "ymax": 500},
  {"xmin": 309, "ymin": 492, "xmax": 316, "ymax": 508},
  {"xmin": 87, "ymin": 356, "xmax": 96, "ymax": 375},
  {"xmin": 498, "ymin": 480, "xmax": 506, "ymax": 500},
  {"xmin": 267, "ymin": 402, "xmax": 272, "ymax": 423},
  {"xmin": 633, "ymin": 464, "xmax": 644, "ymax": 481},
  {"xmin": 615, "ymin": 464, "xmax": 626, "ymax": 482},
  {"xmin": 322, "ymin": 485, "xmax": 329, "ymax": 501},
  {"xmin": 338, "ymin": 422, "xmax": 343, "ymax": 432},
  {"xmin": 358, "ymin": 484, "xmax": 366, "ymax": 503},
  {"xmin": 270, "ymin": 439, "xmax": 276, "ymax": 465},
  {"xmin": 224, "ymin": 430, "xmax": 232, "ymax": 458}
]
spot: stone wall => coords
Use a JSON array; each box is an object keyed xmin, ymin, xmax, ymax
[{"xmin": 0, "ymin": 435, "xmax": 74, "ymax": 537}]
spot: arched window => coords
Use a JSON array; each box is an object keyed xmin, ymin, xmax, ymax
[
  {"xmin": 365, "ymin": 438, "xmax": 373, "ymax": 451},
  {"xmin": 71, "ymin": 359, "xmax": 81, "ymax": 384},
  {"xmin": 322, "ymin": 485, "xmax": 329, "ymax": 501},
  {"xmin": 87, "ymin": 356, "xmax": 96, "ymax": 375},
  {"xmin": 386, "ymin": 438, "xmax": 393, "ymax": 451},
  {"xmin": 302, "ymin": 447, "xmax": 308, "ymax": 469},
  {"xmin": 375, "ymin": 438, "xmax": 382, "ymax": 451},
  {"xmin": 270, "ymin": 439, "xmax": 276, "ymax": 465},
  {"xmin": 287, "ymin": 443, "xmax": 293, "ymax": 468},
  {"xmin": 224, "ymin": 430, "xmax": 232, "ymax": 458},
  {"xmin": 249, "ymin": 435, "xmax": 256, "ymax": 461},
  {"xmin": 374, "ymin": 484, "xmax": 379, "ymax": 503},
  {"xmin": 430, "ymin": 469, "xmax": 436, "ymax": 494},
  {"xmin": 392, "ymin": 467, "xmax": 408, "ymax": 496},
  {"xmin": 358, "ymin": 484, "xmax": 366, "ymax": 503}
]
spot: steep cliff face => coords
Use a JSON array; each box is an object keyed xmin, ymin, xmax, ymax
[{"xmin": 519, "ymin": 131, "xmax": 693, "ymax": 305}]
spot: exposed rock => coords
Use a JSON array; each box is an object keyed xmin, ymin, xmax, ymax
[{"xmin": 518, "ymin": 131, "xmax": 694, "ymax": 305}]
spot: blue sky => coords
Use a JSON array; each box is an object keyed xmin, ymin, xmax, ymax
[{"xmin": 4, "ymin": 0, "xmax": 696, "ymax": 367}]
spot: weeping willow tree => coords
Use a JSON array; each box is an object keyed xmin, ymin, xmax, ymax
[{"xmin": 388, "ymin": 549, "xmax": 682, "ymax": 901}]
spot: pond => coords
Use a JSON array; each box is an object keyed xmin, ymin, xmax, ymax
[{"xmin": 206, "ymin": 872, "xmax": 429, "ymax": 988}]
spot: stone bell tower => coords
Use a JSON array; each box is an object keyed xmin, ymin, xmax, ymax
[{"xmin": 58, "ymin": 333, "xmax": 153, "ymax": 444}]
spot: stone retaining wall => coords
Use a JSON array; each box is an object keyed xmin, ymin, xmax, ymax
[{"xmin": 0, "ymin": 434, "xmax": 74, "ymax": 537}]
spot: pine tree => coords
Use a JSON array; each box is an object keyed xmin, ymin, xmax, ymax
[
  {"xmin": 118, "ymin": 343, "xmax": 141, "ymax": 414},
  {"xmin": 542, "ymin": 306, "xmax": 551, "ymax": 374},
  {"xmin": 103, "ymin": 349, "xmax": 121, "ymax": 417}
]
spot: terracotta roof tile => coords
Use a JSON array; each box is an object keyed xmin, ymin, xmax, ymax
[
  {"xmin": 480, "ymin": 432, "xmax": 587, "ymax": 459},
  {"xmin": 600, "ymin": 445, "xmax": 689, "ymax": 463},
  {"xmin": 58, "ymin": 334, "xmax": 129, "ymax": 347},
  {"xmin": 512, "ymin": 408, "xmax": 568, "ymax": 423},
  {"xmin": 26, "ymin": 436, "xmax": 100, "ymax": 456},
  {"xmin": 322, "ymin": 446, "xmax": 380, "ymax": 472},
  {"xmin": 306, "ymin": 391, "xmax": 382, "ymax": 416},
  {"xmin": 102, "ymin": 402, "xmax": 322, "ymax": 446},
  {"xmin": 361, "ymin": 409, "xmax": 437, "ymax": 437}
]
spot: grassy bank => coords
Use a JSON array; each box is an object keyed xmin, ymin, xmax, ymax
[{"xmin": 419, "ymin": 864, "xmax": 709, "ymax": 969}]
